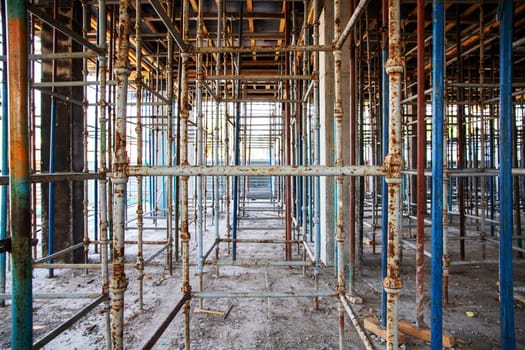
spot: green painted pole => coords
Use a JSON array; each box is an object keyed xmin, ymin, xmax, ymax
[{"xmin": 6, "ymin": 0, "xmax": 33, "ymax": 347}]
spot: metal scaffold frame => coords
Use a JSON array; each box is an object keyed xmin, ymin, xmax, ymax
[{"xmin": 0, "ymin": 1, "xmax": 523, "ymax": 350}]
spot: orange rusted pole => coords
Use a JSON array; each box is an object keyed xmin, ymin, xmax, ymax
[{"xmin": 6, "ymin": 0, "xmax": 33, "ymax": 347}]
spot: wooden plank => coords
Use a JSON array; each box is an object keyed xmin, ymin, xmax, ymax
[
  {"xmin": 398, "ymin": 320, "xmax": 455, "ymax": 348},
  {"xmin": 363, "ymin": 317, "xmax": 406, "ymax": 344},
  {"xmin": 364, "ymin": 238, "xmax": 381, "ymax": 246}
]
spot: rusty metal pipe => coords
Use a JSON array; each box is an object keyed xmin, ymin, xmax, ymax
[
  {"xmin": 284, "ymin": 1, "xmax": 292, "ymax": 261},
  {"xmin": 81, "ymin": 1, "xmax": 91, "ymax": 275},
  {"xmin": 334, "ymin": 1, "xmax": 346, "ymax": 349},
  {"xmin": 214, "ymin": 0, "xmax": 223, "ymax": 277},
  {"xmin": 334, "ymin": 0, "xmax": 370, "ymax": 50},
  {"xmin": 181, "ymin": 2, "xmax": 191, "ymax": 348},
  {"xmin": 380, "ymin": 0, "xmax": 389, "ymax": 328},
  {"xmin": 135, "ymin": 0, "xmax": 145, "ymax": 311},
  {"xmin": 196, "ymin": 0, "xmax": 205, "ymax": 310},
  {"xmin": 33, "ymin": 295, "xmax": 107, "ymax": 350},
  {"xmin": 383, "ymin": 0, "xmax": 404, "ymax": 349},
  {"xmin": 340, "ymin": 295, "xmax": 375, "ymax": 350},
  {"xmin": 96, "ymin": 0, "xmax": 111, "ymax": 347},
  {"xmin": 126, "ymin": 165, "xmax": 386, "ymax": 177},
  {"xmin": 141, "ymin": 294, "xmax": 191, "ymax": 350},
  {"xmin": 111, "ymin": 0, "xmax": 131, "ymax": 348},
  {"xmin": 348, "ymin": 0, "xmax": 357, "ymax": 293},
  {"xmin": 415, "ymin": 0, "xmax": 426, "ymax": 329},
  {"xmin": 193, "ymin": 45, "xmax": 332, "ymax": 54},
  {"xmin": 312, "ymin": 0, "xmax": 321, "ymax": 311},
  {"xmin": 166, "ymin": 1, "xmax": 174, "ymax": 276},
  {"xmin": 6, "ymin": 0, "xmax": 32, "ymax": 347}
]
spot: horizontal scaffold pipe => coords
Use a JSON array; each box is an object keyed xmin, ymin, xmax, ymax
[
  {"xmin": 221, "ymin": 98, "xmax": 304, "ymax": 103},
  {"xmin": 205, "ymin": 74, "xmax": 315, "ymax": 81},
  {"xmin": 32, "ymin": 295, "xmax": 107, "ymax": 350},
  {"xmin": 0, "ymin": 172, "xmax": 101, "ymax": 185},
  {"xmin": 0, "ymin": 292, "xmax": 103, "ymax": 299},
  {"xmin": 193, "ymin": 45, "xmax": 333, "ymax": 54},
  {"xmin": 32, "ymin": 81, "xmax": 117, "ymax": 88},
  {"xmin": 29, "ymin": 51, "xmax": 99, "ymax": 60},
  {"xmin": 402, "ymin": 168, "xmax": 525, "ymax": 177},
  {"xmin": 126, "ymin": 165, "xmax": 387, "ymax": 177},
  {"xmin": 147, "ymin": 0, "xmax": 188, "ymax": 52},
  {"xmin": 28, "ymin": 5, "xmax": 103, "ymax": 55},
  {"xmin": 193, "ymin": 290, "xmax": 337, "ymax": 298}
]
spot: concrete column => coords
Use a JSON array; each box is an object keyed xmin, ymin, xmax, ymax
[
  {"xmin": 40, "ymin": 1, "xmax": 85, "ymax": 263},
  {"xmin": 319, "ymin": 3, "xmax": 351, "ymax": 265}
]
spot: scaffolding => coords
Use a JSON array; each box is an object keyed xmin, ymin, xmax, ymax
[{"xmin": 0, "ymin": 1, "xmax": 524, "ymax": 350}]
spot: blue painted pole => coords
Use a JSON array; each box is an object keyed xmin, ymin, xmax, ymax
[
  {"xmin": 6, "ymin": 0, "xmax": 33, "ymax": 346},
  {"xmin": 48, "ymin": 100, "xmax": 57, "ymax": 277},
  {"xmin": 431, "ymin": 1, "xmax": 444, "ymax": 349},
  {"xmin": 498, "ymin": 1, "xmax": 516, "ymax": 348},
  {"xmin": 231, "ymin": 4, "xmax": 243, "ymax": 261},
  {"xmin": 380, "ymin": 0, "xmax": 389, "ymax": 329},
  {"xmin": 489, "ymin": 119, "xmax": 495, "ymax": 237}
]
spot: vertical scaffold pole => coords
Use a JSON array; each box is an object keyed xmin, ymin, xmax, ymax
[
  {"xmin": 196, "ymin": 0, "xmax": 204, "ymax": 309},
  {"xmin": 312, "ymin": 0, "xmax": 322, "ymax": 311},
  {"xmin": 82, "ymin": 0, "xmax": 90, "ymax": 272},
  {"xmin": 333, "ymin": 1, "xmax": 345, "ymax": 349},
  {"xmin": 231, "ymin": 3, "xmax": 243, "ymax": 261},
  {"xmin": 380, "ymin": 0, "xmax": 389, "ymax": 329},
  {"xmin": 498, "ymin": 1, "xmax": 516, "ymax": 349},
  {"xmin": 214, "ymin": 0, "xmax": 223, "ymax": 275},
  {"xmin": 97, "ymin": 0, "xmax": 111, "ymax": 347},
  {"xmin": 135, "ymin": 0, "xmax": 145, "ymax": 310},
  {"xmin": 430, "ymin": 0, "xmax": 444, "ymax": 349},
  {"xmin": 6, "ymin": 0, "xmax": 32, "ymax": 347},
  {"xmin": 348, "ymin": 0, "xmax": 356, "ymax": 292},
  {"xmin": 111, "ymin": 0, "xmax": 131, "ymax": 348},
  {"xmin": 0, "ymin": 0, "xmax": 8, "ymax": 307},
  {"xmin": 166, "ymin": 0, "xmax": 174, "ymax": 277},
  {"xmin": 415, "ymin": 0, "xmax": 426, "ymax": 329},
  {"xmin": 181, "ymin": 2, "xmax": 192, "ymax": 348},
  {"xmin": 384, "ymin": 0, "xmax": 403, "ymax": 348}
]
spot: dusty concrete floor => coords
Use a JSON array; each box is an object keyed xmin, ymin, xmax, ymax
[{"xmin": 0, "ymin": 205, "xmax": 524, "ymax": 349}]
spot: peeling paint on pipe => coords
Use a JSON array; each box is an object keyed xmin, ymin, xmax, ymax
[
  {"xmin": 383, "ymin": 0, "xmax": 404, "ymax": 348},
  {"xmin": 127, "ymin": 165, "xmax": 386, "ymax": 177},
  {"xmin": 6, "ymin": 0, "xmax": 33, "ymax": 347}
]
